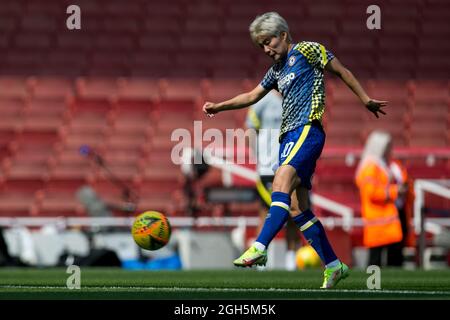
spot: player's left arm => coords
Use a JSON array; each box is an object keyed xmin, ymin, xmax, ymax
[{"xmin": 325, "ymin": 57, "xmax": 388, "ymax": 118}]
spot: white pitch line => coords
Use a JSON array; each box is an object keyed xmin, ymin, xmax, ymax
[{"xmin": 0, "ymin": 285, "xmax": 449, "ymax": 295}]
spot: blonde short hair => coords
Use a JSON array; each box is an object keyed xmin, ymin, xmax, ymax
[{"xmin": 249, "ymin": 12, "xmax": 292, "ymax": 44}]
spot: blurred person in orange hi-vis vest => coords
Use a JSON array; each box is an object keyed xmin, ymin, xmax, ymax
[{"xmin": 355, "ymin": 130, "xmax": 415, "ymax": 267}]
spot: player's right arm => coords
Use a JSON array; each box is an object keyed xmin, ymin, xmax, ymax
[{"xmin": 203, "ymin": 84, "xmax": 269, "ymax": 117}]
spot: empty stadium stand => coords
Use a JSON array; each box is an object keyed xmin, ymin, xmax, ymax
[
  {"xmin": 0, "ymin": 0, "xmax": 448, "ymax": 78},
  {"xmin": 0, "ymin": 0, "xmax": 448, "ymax": 255},
  {"xmin": 0, "ymin": 76, "xmax": 448, "ymax": 219}
]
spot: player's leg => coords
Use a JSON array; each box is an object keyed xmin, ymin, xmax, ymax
[
  {"xmin": 279, "ymin": 121, "xmax": 349, "ymax": 287},
  {"xmin": 292, "ymin": 186, "xmax": 339, "ymax": 264},
  {"xmin": 255, "ymin": 175, "xmax": 274, "ymax": 236},
  {"xmin": 285, "ymin": 192, "xmax": 301, "ymax": 270},
  {"xmin": 233, "ymin": 165, "xmax": 299, "ymax": 267},
  {"xmin": 292, "ymin": 186, "xmax": 349, "ymax": 288},
  {"xmin": 250, "ymin": 176, "xmax": 272, "ymax": 268},
  {"xmin": 254, "ymin": 165, "xmax": 299, "ymax": 246},
  {"xmin": 234, "ymin": 122, "xmax": 319, "ymax": 268},
  {"xmin": 281, "ymin": 122, "xmax": 340, "ymax": 268}
]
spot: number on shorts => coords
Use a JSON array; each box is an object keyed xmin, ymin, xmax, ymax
[{"xmin": 281, "ymin": 142, "xmax": 295, "ymax": 158}]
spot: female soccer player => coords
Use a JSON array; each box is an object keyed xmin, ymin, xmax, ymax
[{"xmin": 203, "ymin": 12, "xmax": 387, "ymax": 288}]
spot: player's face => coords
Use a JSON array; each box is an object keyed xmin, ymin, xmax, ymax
[{"xmin": 257, "ymin": 33, "xmax": 289, "ymax": 62}]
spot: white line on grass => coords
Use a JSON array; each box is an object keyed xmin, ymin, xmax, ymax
[{"xmin": 0, "ymin": 285, "xmax": 449, "ymax": 295}]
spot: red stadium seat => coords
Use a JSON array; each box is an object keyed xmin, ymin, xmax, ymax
[
  {"xmin": 57, "ymin": 34, "xmax": 94, "ymax": 50},
  {"xmin": 75, "ymin": 78, "xmax": 119, "ymax": 100},
  {"xmin": 116, "ymin": 78, "xmax": 160, "ymax": 100},
  {"xmin": 20, "ymin": 14, "xmax": 57, "ymax": 32},
  {"xmin": 104, "ymin": 1, "xmax": 142, "ymax": 16},
  {"xmin": 41, "ymin": 51, "xmax": 87, "ymax": 77},
  {"xmin": 110, "ymin": 118, "xmax": 152, "ymax": 137},
  {"xmin": 48, "ymin": 162, "xmax": 95, "ymax": 181},
  {"xmin": 90, "ymin": 51, "xmax": 131, "ymax": 69},
  {"xmin": 179, "ymin": 35, "xmax": 215, "ymax": 53},
  {"xmin": 0, "ymin": 77, "xmax": 29, "ymax": 99},
  {"xmin": 93, "ymin": 35, "xmax": 135, "ymax": 51},
  {"xmin": 141, "ymin": 20, "xmax": 182, "ymax": 36},
  {"xmin": 7, "ymin": 136, "xmax": 57, "ymax": 173},
  {"xmin": 25, "ymin": 97, "xmax": 67, "ymax": 116},
  {"xmin": 36, "ymin": 193, "xmax": 85, "ymax": 217},
  {"xmin": 135, "ymin": 194, "xmax": 176, "ymax": 215},
  {"xmin": 211, "ymin": 66, "xmax": 252, "ymax": 79},
  {"xmin": 337, "ymin": 36, "xmax": 375, "ymax": 55},
  {"xmin": 0, "ymin": 97, "xmax": 26, "ymax": 131},
  {"xmin": 186, "ymin": 3, "xmax": 224, "ymax": 17},
  {"xmin": 0, "ymin": 129, "xmax": 15, "ymax": 160},
  {"xmin": 97, "ymin": 163, "xmax": 139, "ymax": 181},
  {"xmin": 3, "ymin": 162, "xmax": 49, "ymax": 182},
  {"xmin": 135, "ymin": 168, "xmax": 181, "ymax": 214},
  {"xmin": 103, "ymin": 18, "xmax": 139, "ymax": 33},
  {"xmin": 202, "ymin": 79, "xmax": 245, "ymax": 101},
  {"xmin": 409, "ymin": 123, "xmax": 448, "ymax": 147},
  {"xmin": 0, "ymin": 16, "xmax": 17, "ymax": 33},
  {"xmin": 0, "ymin": 179, "xmax": 43, "ymax": 216},
  {"xmin": 379, "ymin": 36, "xmax": 416, "ymax": 52},
  {"xmin": 185, "ymin": 19, "xmax": 221, "ymax": 35},
  {"xmin": 325, "ymin": 122, "xmax": 364, "ymax": 146},
  {"xmin": 367, "ymin": 80, "xmax": 411, "ymax": 103},
  {"xmin": 144, "ymin": 2, "xmax": 183, "ymax": 18},
  {"xmin": 13, "ymin": 32, "xmax": 52, "ymax": 49},
  {"xmin": 0, "ymin": 192, "xmax": 37, "ymax": 216},
  {"xmin": 307, "ymin": 2, "xmax": 342, "ymax": 18},
  {"xmin": 22, "ymin": 98, "xmax": 67, "ymax": 132},
  {"xmin": 413, "ymin": 80, "xmax": 449, "ymax": 105},
  {"xmin": 223, "ymin": 18, "xmax": 252, "ymax": 35},
  {"xmin": 382, "ymin": 18, "xmax": 418, "ymax": 36},
  {"xmin": 160, "ymin": 79, "xmax": 202, "ymax": 101},
  {"xmin": 228, "ymin": 4, "xmax": 265, "ymax": 18},
  {"xmin": 421, "ymin": 20, "xmax": 450, "ymax": 36},
  {"xmin": 29, "ymin": 78, "xmax": 74, "ymax": 99}
]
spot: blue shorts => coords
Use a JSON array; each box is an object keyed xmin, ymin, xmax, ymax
[{"xmin": 278, "ymin": 121, "xmax": 325, "ymax": 190}]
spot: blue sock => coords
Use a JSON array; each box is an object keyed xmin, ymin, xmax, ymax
[
  {"xmin": 256, "ymin": 192, "xmax": 291, "ymax": 247},
  {"xmin": 293, "ymin": 209, "xmax": 338, "ymax": 265}
]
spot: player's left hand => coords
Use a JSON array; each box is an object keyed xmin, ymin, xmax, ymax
[{"xmin": 365, "ymin": 99, "xmax": 388, "ymax": 118}]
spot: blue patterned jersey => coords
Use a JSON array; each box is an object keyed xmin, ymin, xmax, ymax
[{"xmin": 260, "ymin": 42, "xmax": 334, "ymax": 137}]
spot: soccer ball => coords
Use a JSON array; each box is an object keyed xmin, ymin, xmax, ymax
[
  {"xmin": 131, "ymin": 211, "xmax": 171, "ymax": 251},
  {"xmin": 296, "ymin": 245, "xmax": 321, "ymax": 269}
]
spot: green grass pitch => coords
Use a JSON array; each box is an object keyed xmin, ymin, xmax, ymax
[{"xmin": 0, "ymin": 268, "xmax": 449, "ymax": 300}]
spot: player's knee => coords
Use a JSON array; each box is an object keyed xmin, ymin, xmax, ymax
[{"xmin": 272, "ymin": 166, "xmax": 300, "ymax": 193}]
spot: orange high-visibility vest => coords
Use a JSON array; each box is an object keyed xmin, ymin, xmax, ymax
[{"xmin": 355, "ymin": 160, "xmax": 403, "ymax": 248}]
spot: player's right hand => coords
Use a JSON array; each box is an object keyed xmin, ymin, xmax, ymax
[{"xmin": 203, "ymin": 102, "xmax": 219, "ymax": 117}]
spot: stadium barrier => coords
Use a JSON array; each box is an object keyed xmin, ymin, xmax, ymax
[{"xmin": 414, "ymin": 179, "xmax": 450, "ymax": 268}]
